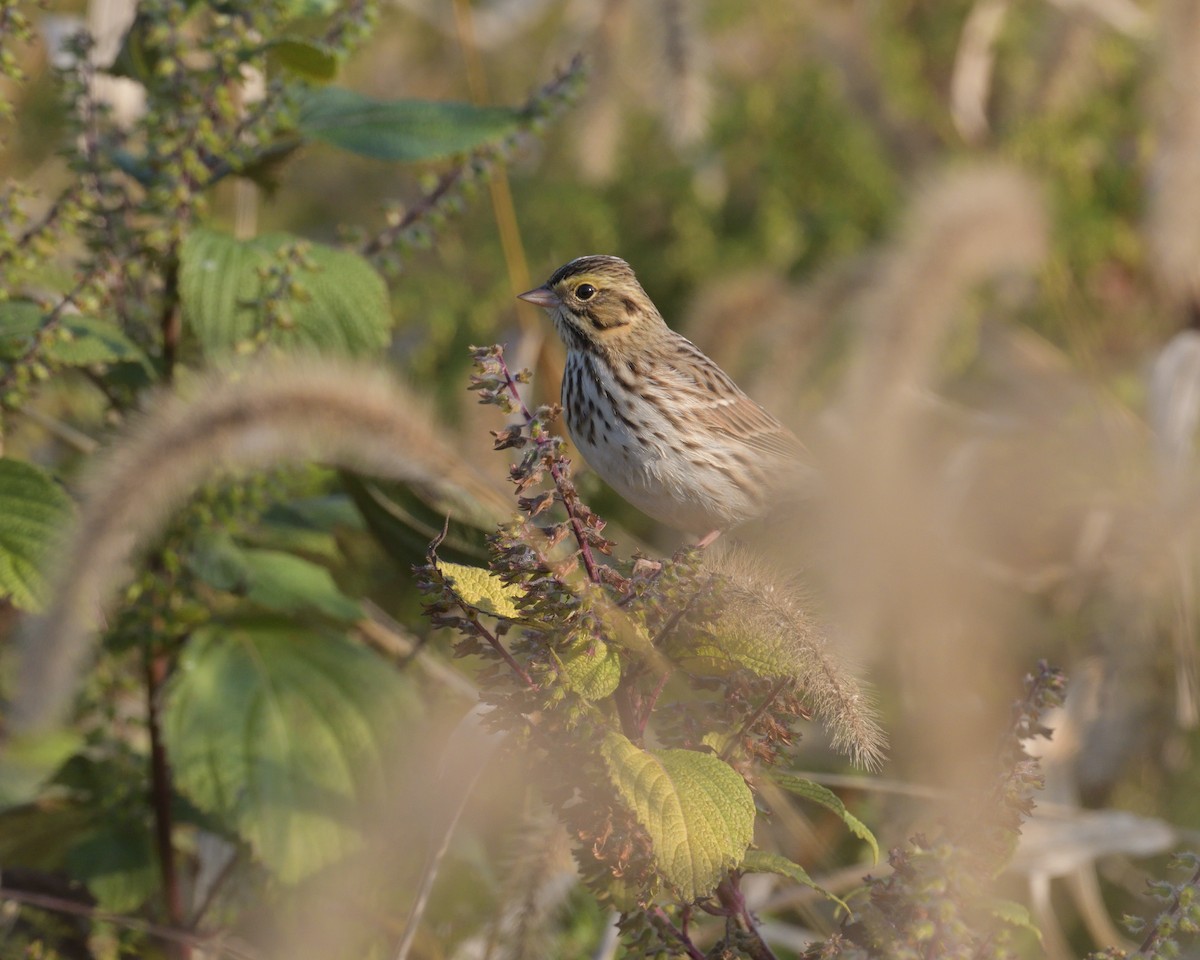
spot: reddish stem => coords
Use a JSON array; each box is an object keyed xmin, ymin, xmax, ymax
[
  {"xmin": 0, "ymin": 886, "xmax": 253, "ymax": 960},
  {"xmin": 636, "ymin": 668, "xmax": 675, "ymax": 739},
  {"xmin": 717, "ymin": 875, "xmax": 781, "ymax": 960},
  {"xmin": 651, "ymin": 906, "xmax": 705, "ymax": 960},
  {"xmin": 494, "ymin": 349, "xmax": 602, "ymax": 585},
  {"xmin": 470, "ymin": 614, "xmax": 536, "ymax": 689},
  {"xmin": 145, "ymin": 651, "xmax": 190, "ymax": 960},
  {"xmin": 721, "ymin": 676, "xmax": 792, "ymax": 763}
]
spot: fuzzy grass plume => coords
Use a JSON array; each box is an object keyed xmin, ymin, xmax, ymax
[
  {"xmin": 12, "ymin": 357, "xmax": 509, "ymax": 733},
  {"xmin": 703, "ymin": 547, "xmax": 887, "ymax": 771},
  {"xmin": 1146, "ymin": 0, "xmax": 1200, "ymax": 307},
  {"xmin": 846, "ymin": 164, "xmax": 1048, "ymax": 422}
]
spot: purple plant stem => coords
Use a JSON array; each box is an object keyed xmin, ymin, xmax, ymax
[
  {"xmin": 652, "ymin": 906, "xmax": 706, "ymax": 960},
  {"xmin": 718, "ymin": 875, "xmax": 781, "ymax": 960},
  {"xmin": 470, "ymin": 615, "xmax": 536, "ymax": 688},
  {"xmin": 145, "ymin": 651, "xmax": 189, "ymax": 960},
  {"xmin": 494, "ymin": 349, "xmax": 603, "ymax": 585}
]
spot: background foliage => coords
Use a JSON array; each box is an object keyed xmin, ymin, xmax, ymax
[{"xmin": 2, "ymin": 0, "xmax": 1200, "ymax": 958}]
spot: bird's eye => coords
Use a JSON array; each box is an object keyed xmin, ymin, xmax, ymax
[{"xmin": 575, "ymin": 283, "xmax": 597, "ymax": 301}]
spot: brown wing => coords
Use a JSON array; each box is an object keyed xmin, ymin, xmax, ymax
[{"xmin": 650, "ymin": 333, "xmax": 809, "ymax": 467}]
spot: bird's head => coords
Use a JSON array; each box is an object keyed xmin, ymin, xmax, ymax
[{"xmin": 518, "ymin": 256, "xmax": 664, "ymax": 353}]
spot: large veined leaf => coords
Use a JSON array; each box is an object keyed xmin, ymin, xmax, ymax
[
  {"xmin": 163, "ymin": 622, "xmax": 416, "ymax": 883},
  {"xmin": 179, "ymin": 228, "xmax": 391, "ymax": 356},
  {"xmin": 601, "ymin": 733, "xmax": 755, "ymax": 901},
  {"xmin": 298, "ymin": 86, "xmax": 523, "ymax": 161},
  {"xmin": 770, "ymin": 772, "xmax": 879, "ymax": 863},
  {"xmin": 0, "ymin": 458, "xmax": 73, "ymax": 611}
]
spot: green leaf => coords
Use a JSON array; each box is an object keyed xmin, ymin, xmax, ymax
[
  {"xmin": 0, "ymin": 730, "xmax": 85, "ymax": 806},
  {"xmin": 66, "ymin": 817, "xmax": 157, "ymax": 912},
  {"xmin": 189, "ymin": 533, "xmax": 361, "ymax": 622},
  {"xmin": 268, "ymin": 39, "xmax": 338, "ymax": 82},
  {"xmin": 666, "ymin": 618, "xmax": 800, "ymax": 679},
  {"xmin": 342, "ymin": 474, "xmax": 494, "ymax": 565},
  {"xmin": 179, "ymin": 228, "xmax": 392, "ymax": 356},
  {"xmin": 770, "ymin": 773, "xmax": 879, "ymax": 863},
  {"xmin": 0, "ymin": 458, "xmax": 73, "ymax": 611},
  {"xmin": 249, "ymin": 495, "xmax": 364, "ymax": 561},
  {"xmin": 0, "ymin": 301, "xmax": 150, "ymax": 368},
  {"xmin": 557, "ymin": 641, "xmax": 621, "ymax": 700},
  {"xmin": 241, "ymin": 549, "xmax": 362, "ymax": 622},
  {"xmin": 601, "ymin": 733, "xmax": 755, "ymax": 901},
  {"xmin": 985, "ymin": 897, "xmax": 1042, "ymax": 942},
  {"xmin": 188, "ymin": 531, "xmax": 248, "ymax": 593},
  {"xmin": 436, "ymin": 560, "xmax": 523, "ymax": 619},
  {"xmin": 163, "ymin": 622, "xmax": 415, "ymax": 883},
  {"xmin": 742, "ymin": 850, "xmax": 848, "ymax": 913},
  {"xmin": 0, "ymin": 800, "xmax": 94, "ymax": 873},
  {"xmin": 49, "ymin": 316, "xmax": 151, "ymax": 367},
  {"xmin": 297, "ymin": 87, "xmax": 523, "ymax": 161}
]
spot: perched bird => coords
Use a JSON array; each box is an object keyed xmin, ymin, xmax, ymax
[{"xmin": 518, "ymin": 255, "xmax": 810, "ymax": 545}]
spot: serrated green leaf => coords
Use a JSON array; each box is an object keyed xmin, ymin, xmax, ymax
[
  {"xmin": 188, "ymin": 534, "xmax": 361, "ymax": 621},
  {"xmin": 0, "ymin": 301, "xmax": 150, "ymax": 368},
  {"xmin": 557, "ymin": 641, "xmax": 621, "ymax": 700},
  {"xmin": 0, "ymin": 799, "xmax": 93, "ymax": 873},
  {"xmin": 66, "ymin": 818, "xmax": 157, "ymax": 912},
  {"xmin": 436, "ymin": 560, "xmax": 523, "ymax": 619},
  {"xmin": 742, "ymin": 850, "xmax": 848, "ymax": 913},
  {"xmin": 283, "ymin": 0, "xmax": 339, "ymax": 14},
  {"xmin": 241, "ymin": 549, "xmax": 362, "ymax": 622},
  {"xmin": 268, "ymin": 39, "xmax": 338, "ymax": 81},
  {"xmin": 49, "ymin": 316, "xmax": 151, "ymax": 367},
  {"xmin": 188, "ymin": 531, "xmax": 248, "ymax": 592},
  {"xmin": 297, "ymin": 87, "xmax": 522, "ymax": 161},
  {"xmin": 179, "ymin": 228, "xmax": 391, "ymax": 356},
  {"xmin": 0, "ymin": 458, "xmax": 73, "ymax": 611},
  {"xmin": 601, "ymin": 732, "xmax": 755, "ymax": 901},
  {"xmin": 249, "ymin": 495, "xmax": 363, "ymax": 561},
  {"xmin": 666, "ymin": 618, "xmax": 799, "ymax": 679},
  {"xmin": 770, "ymin": 773, "xmax": 879, "ymax": 863},
  {"xmin": 342, "ymin": 474, "xmax": 494, "ymax": 565},
  {"xmin": 986, "ymin": 897, "xmax": 1042, "ymax": 941},
  {"xmin": 0, "ymin": 730, "xmax": 85, "ymax": 806},
  {"xmin": 163, "ymin": 622, "xmax": 415, "ymax": 883}
]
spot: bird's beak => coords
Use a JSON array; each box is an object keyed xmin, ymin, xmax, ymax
[{"xmin": 517, "ymin": 286, "xmax": 560, "ymax": 309}]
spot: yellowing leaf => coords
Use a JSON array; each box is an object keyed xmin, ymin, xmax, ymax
[
  {"xmin": 437, "ymin": 560, "xmax": 522, "ymax": 619},
  {"xmin": 601, "ymin": 732, "xmax": 754, "ymax": 901},
  {"xmin": 557, "ymin": 641, "xmax": 621, "ymax": 700}
]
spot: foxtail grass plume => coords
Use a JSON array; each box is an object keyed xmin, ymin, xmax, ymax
[
  {"xmin": 1147, "ymin": 0, "xmax": 1200, "ymax": 306},
  {"xmin": 14, "ymin": 358, "xmax": 508, "ymax": 733},
  {"xmin": 704, "ymin": 547, "xmax": 887, "ymax": 770}
]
